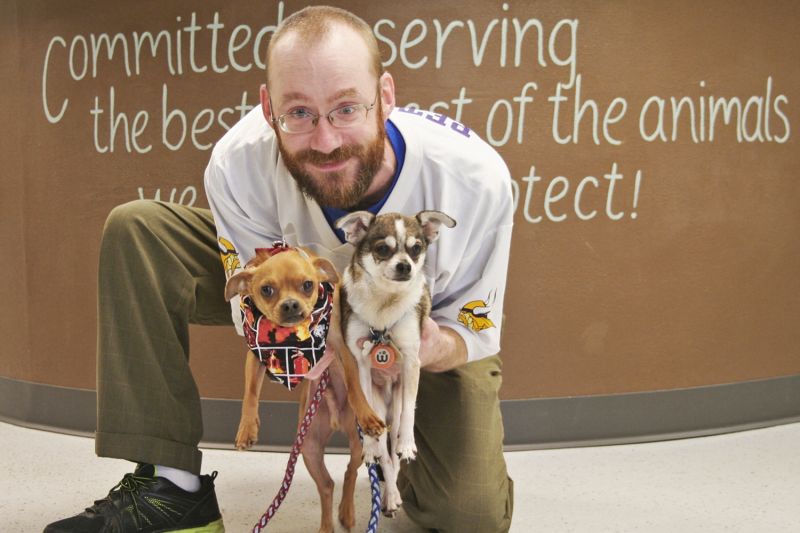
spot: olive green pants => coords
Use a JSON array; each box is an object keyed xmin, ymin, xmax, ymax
[{"xmin": 95, "ymin": 200, "xmax": 513, "ymax": 532}]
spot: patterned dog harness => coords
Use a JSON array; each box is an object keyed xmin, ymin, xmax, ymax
[{"xmin": 239, "ymin": 243, "xmax": 334, "ymax": 390}]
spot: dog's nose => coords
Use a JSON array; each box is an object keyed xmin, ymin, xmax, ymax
[
  {"xmin": 280, "ymin": 299, "xmax": 301, "ymax": 315},
  {"xmin": 395, "ymin": 261, "xmax": 411, "ymax": 276}
]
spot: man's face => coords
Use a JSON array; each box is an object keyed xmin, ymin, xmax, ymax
[
  {"xmin": 266, "ymin": 27, "xmax": 389, "ymax": 209},
  {"xmin": 275, "ymin": 103, "xmax": 386, "ymax": 209}
]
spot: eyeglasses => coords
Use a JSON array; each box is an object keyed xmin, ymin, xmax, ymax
[{"xmin": 271, "ymin": 92, "xmax": 379, "ymax": 134}]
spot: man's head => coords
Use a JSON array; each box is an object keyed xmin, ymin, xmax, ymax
[{"xmin": 261, "ymin": 6, "xmax": 396, "ymax": 209}]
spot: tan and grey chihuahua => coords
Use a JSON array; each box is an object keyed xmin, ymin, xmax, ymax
[
  {"xmin": 336, "ymin": 210, "xmax": 456, "ymax": 516},
  {"xmin": 224, "ymin": 247, "xmax": 366, "ymax": 533}
]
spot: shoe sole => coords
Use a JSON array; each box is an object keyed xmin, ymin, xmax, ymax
[{"xmin": 168, "ymin": 518, "xmax": 225, "ymax": 532}]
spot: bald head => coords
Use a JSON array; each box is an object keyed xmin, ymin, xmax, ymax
[{"xmin": 266, "ymin": 6, "xmax": 383, "ymax": 89}]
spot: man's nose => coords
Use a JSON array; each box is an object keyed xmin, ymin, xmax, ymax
[{"xmin": 308, "ymin": 118, "xmax": 342, "ymax": 154}]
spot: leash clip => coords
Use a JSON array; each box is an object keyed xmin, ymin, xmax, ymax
[{"xmin": 369, "ymin": 327, "xmax": 390, "ymax": 345}]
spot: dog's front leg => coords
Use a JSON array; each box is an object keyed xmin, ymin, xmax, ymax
[
  {"xmin": 357, "ymin": 340, "xmax": 387, "ymax": 465},
  {"xmin": 356, "ymin": 340, "xmax": 376, "ymax": 409},
  {"xmin": 394, "ymin": 337, "xmax": 421, "ymax": 462},
  {"xmin": 236, "ymin": 352, "xmax": 267, "ymax": 450},
  {"xmin": 382, "ymin": 380, "xmax": 404, "ymax": 516},
  {"xmin": 333, "ymin": 291, "xmax": 385, "ymax": 437},
  {"xmin": 363, "ymin": 380, "xmax": 389, "ymax": 466},
  {"xmin": 338, "ymin": 341, "xmax": 386, "ymax": 437},
  {"xmin": 343, "ymin": 318, "xmax": 386, "ymax": 438}
]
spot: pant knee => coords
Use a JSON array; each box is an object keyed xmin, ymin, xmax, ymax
[
  {"xmin": 98, "ymin": 200, "xmax": 180, "ymax": 295},
  {"xmin": 103, "ymin": 199, "xmax": 162, "ymax": 242}
]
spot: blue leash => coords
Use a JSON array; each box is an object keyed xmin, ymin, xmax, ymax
[
  {"xmin": 358, "ymin": 426, "xmax": 382, "ymax": 533},
  {"xmin": 366, "ymin": 462, "xmax": 381, "ymax": 532}
]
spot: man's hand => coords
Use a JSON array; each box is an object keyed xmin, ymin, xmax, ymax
[{"xmin": 419, "ymin": 317, "xmax": 468, "ymax": 372}]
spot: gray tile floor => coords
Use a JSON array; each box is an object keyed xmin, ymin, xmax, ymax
[{"xmin": 2, "ymin": 421, "xmax": 799, "ymax": 532}]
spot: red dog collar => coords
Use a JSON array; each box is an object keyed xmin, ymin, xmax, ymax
[{"xmin": 254, "ymin": 240, "xmax": 294, "ymax": 259}]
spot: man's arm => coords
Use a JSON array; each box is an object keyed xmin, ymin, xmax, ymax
[{"xmin": 419, "ymin": 318, "xmax": 468, "ymax": 372}]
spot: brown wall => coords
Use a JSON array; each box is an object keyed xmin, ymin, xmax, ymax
[
  {"xmin": 1, "ymin": 0, "xmax": 798, "ymax": 402},
  {"xmin": 1, "ymin": 0, "xmax": 30, "ymax": 381}
]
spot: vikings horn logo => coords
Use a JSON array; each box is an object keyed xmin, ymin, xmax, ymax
[
  {"xmin": 218, "ymin": 237, "xmax": 241, "ymax": 278},
  {"xmin": 458, "ymin": 290, "xmax": 497, "ymax": 332}
]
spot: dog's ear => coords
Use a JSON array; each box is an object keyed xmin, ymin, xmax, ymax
[
  {"xmin": 313, "ymin": 257, "xmax": 340, "ymax": 285},
  {"xmin": 224, "ymin": 270, "xmax": 254, "ymax": 301},
  {"xmin": 335, "ymin": 211, "xmax": 375, "ymax": 245},
  {"xmin": 416, "ymin": 211, "xmax": 456, "ymax": 243}
]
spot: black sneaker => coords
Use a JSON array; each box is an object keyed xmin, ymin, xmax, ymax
[{"xmin": 43, "ymin": 464, "xmax": 225, "ymax": 532}]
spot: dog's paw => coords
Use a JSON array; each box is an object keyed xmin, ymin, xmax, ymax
[
  {"xmin": 382, "ymin": 483, "xmax": 403, "ymax": 517},
  {"xmin": 361, "ymin": 437, "xmax": 383, "ymax": 465},
  {"xmin": 235, "ymin": 417, "xmax": 260, "ymax": 450},
  {"xmin": 357, "ymin": 411, "xmax": 387, "ymax": 438},
  {"xmin": 338, "ymin": 498, "xmax": 356, "ymax": 531},
  {"xmin": 395, "ymin": 437, "xmax": 417, "ymax": 462},
  {"xmin": 234, "ymin": 430, "xmax": 258, "ymax": 450}
]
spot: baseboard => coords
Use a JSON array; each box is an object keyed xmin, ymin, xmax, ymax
[{"xmin": 1, "ymin": 374, "xmax": 798, "ymax": 452}]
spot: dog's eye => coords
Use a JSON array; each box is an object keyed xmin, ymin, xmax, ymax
[
  {"xmin": 375, "ymin": 243, "xmax": 391, "ymax": 256},
  {"xmin": 261, "ymin": 285, "xmax": 274, "ymax": 297},
  {"xmin": 409, "ymin": 243, "xmax": 423, "ymax": 257},
  {"xmin": 302, "ymin": 280, "xmax": 315, "ymax": 293}
]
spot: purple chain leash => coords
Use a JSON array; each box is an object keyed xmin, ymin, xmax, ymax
[{"xmin": 251, "ymin": 368, "xmax": 331, "ymax": 532}]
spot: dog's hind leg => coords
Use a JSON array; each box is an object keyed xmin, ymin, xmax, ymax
[
  {"xmin": 338, "ymin": 401, "xmax": 362, "ymax": 530},
  {"xmin": 301, "ymin": 384, "xmax": 337, "ymax": 533},
  {"xmin": 323, "ymin": 386, "xmax": 340, "ymax": 431}
]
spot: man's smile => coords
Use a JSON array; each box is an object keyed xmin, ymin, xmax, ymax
[{"xmin": 308, "ymin": 158, "xmax": 351, "ymax": 173}]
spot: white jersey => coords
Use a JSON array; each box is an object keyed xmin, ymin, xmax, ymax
[{"xmin": 204, "ymin": 106, "xmax": 513, "ymax": 362}]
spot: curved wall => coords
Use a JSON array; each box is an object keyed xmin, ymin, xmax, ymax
[{"xmin": 1, "ymin": 0, "xmax": 799, "ymax": 448}]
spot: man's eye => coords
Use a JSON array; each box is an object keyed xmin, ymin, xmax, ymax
[
  {"xmin": 288, "ymin": 109, "xmax": 313, "ymax": 119},
  {"xmin": 336, "ymin": 105, "xmax": 358, "ymax": 116},
  {"xmin": 261, "ymin": 285, "xmax": 274, "ymax": 297}
]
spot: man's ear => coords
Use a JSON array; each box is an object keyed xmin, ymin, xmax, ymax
[
  {"xmin": 417, "ymin": 211, "xmax": 457, "ymax": 244},
  {"xmin": 335, "ymin": 211, "xmax": 375, "ymax": 245},
  {"xmin": 224, "ymin": 270, "xmax": 254, "ymax": 301},
  {"xmin": 260, "ymin": 84, "xmax": 274, "ymax": 130},
  {"xmin": 379, "ymin": 71, "xmax": 396, "ymax": 117},
  {"xmin": 313, "ymin": 257, "xmax": 340, "ymax": 285}
]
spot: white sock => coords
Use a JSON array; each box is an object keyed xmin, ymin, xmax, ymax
[{"xmin": 154, "ymin": 465, "xmax": 201, "ymax": 493}]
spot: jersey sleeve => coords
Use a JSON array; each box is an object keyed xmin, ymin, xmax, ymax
[
  {"xmin": 204, "ymin": 151, "xmax": 281, "ymax": 335},
  {"xmin": 429, "ymin": 163, "xmax": 515, "ymax": 362},
  {"xmin": 431, "ymin": 220, "xmax": 513, "ymax": 363}
]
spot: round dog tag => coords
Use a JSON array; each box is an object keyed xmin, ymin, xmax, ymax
[{"xmin": 370, "ymin": 343, "xmax": 396, "ymax": 369}]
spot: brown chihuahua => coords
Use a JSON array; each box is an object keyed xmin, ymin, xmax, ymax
[{"xmin": 224, "ymin": 247, "xmax": 366, "ymax": 533}]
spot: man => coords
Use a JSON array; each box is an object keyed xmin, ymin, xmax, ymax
[{"xmin": 46, "ymin": 6, "xmax": 514, "ymax": 533}]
